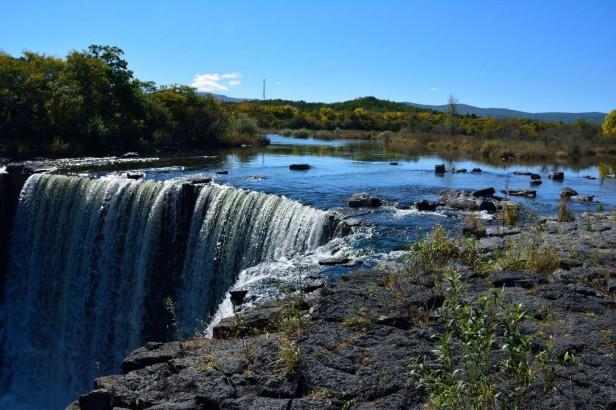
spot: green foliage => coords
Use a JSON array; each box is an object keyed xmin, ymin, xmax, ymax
[
  {"xmin": 503, "ymin": 202, "xmax": 520, "ymax": 227},
  {"xmin": 277, "ymin": 335, "xmax": 301, "ymax": 375},
  {"xmin": 0, "ymin": 46, "xmax": 246, "ymax": 157},
  {"xmin": 278, "ymin": 299, "xmax": 309, "ymax": 336},
  {"xmin": 490, "ymin": 238, "xmax": 560, "ymax": 275},
  {"xmin": 407, "ymin": 225, "xmax": 457, "ymax": 283},
  {"xmin": 558, "ymin": 200, "xmax": 575, "ymax": 222},
  {"xmin": 163, "ymin": 296, "xmax": 179, "ymax": 338},
  {"xmin": 411, "ymin": 270, "xmax": 560, "ymax": 408}
]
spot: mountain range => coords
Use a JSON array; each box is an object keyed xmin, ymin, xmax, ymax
[{"xmin": 201, "ymin": 93, "xmax": 606, "ymax": 124}]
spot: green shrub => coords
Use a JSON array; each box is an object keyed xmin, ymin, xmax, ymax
[
  {"xmin": 558, "ymin": 200, "xmax": 575, "ymax": 222},
  {"xmin": 407, "ymin": 225, "xmax": 457, "ymax": 285}
]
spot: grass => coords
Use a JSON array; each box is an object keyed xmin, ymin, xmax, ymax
[
  {"xmin": 503, "ymin": 201, "xmax": 520, "ymax": 227},
  {"xmin": 342, "ymin": 307, "xmax": 373, "ymax": 329},
  {"xmin": 277, "ymin": 335, "xmax": 301, "ymax": 375},
  {"xmin": 407, "ymin": 225, "xmax": 457, "ymax": 286},
  {"xmin": 489, "ymin": 238, "xmax": 560, "ymax": 275},
  {"xmin": 278, "ymin": 298, "xmax": 309, "ymax": 336}
]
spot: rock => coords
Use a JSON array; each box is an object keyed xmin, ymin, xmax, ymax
[
  {"xmin": 434, "ymin": 164, "xmax": 446, "ymax": 174},
  {"xmin": 415, "ymin": 199, "xmax": 439, "ymax": 211},
  {"xmin": 347, "ymin": 193, "xmax": 382, "ymax": 208},
  {"xmin": 572, "ymin": 195, "xmax": 594, "ymax": 202},
  {"xmin": 455, "ymin": 168, "xmax": 467, "ymax": 173},
  {"xmin": 491, "ymin": 272, "xmax": 546, "ymax": 288},
  {"xmin": 471, "ymin": 168, "xmax": 482, "ymax": 173},
  {"xmin": 215, "ymin": 170, "xmax": 229, "ymax": 175},
  {"xmin": 583, "ymin": 175, "xmax": 597, "ymax": 180},
  {"xmin": 513, "ymin": 170, "xmax": 532, "ymax": 175},
  {"xmin": 78, "ymin": 389, "xmax": 113, "ymax": 410},
  {"xmin": 608, "ymin": 278, "xmax": 616, "ymax": 294},
  {"xmin": 472, "ymin": 187, "xmax": 496, "ymax": 198},
  {"xmin": 439, "ymin": 189, "xmax": 499, "ymax": 213},
  {"xmin": 185, "ymin": 176, "xmax": 212, "ymax": 184},
  {"xmin": 549, "ymin": 171, "xmax": 564, "ymax": 181},
  {"xmin": 213, "ymin": 305, "xmax": 284, "ymax": 338},
  {"xmin": 389, "ymin": 162, "xmax": 398, "ymax": 165},
  {"xmin": 530, "ymin": 173, "xmax": 542, "ymax": 185},
  {"xmin": 122, "ymin": 152, "xmax": 139, "ymax": 158},
  {"xmin": 486, "ymin": 226, "xmax": 521, "ymax": 237},
  {"xmin": 463, "ymin": 224, "xmax": 486, "ymax": 239},
  {"xmin": 289, "ymin": 164, "xmax": 311, "ymax": 171},
  {"xmin": 125, "ymin": 172, "xmax": 144, "ymax": 180},
  {"xmin": 501, "ymin": 189, "xmax": 536, "ymax": 198},
  {"xmin": 122, "ymin": 342, "xmax": 182, "ymax": 373},
  {"xmin": 501, "ymin": 153, "xmax": 515, "ymax": 161},
  {"xmin": 230, "ymin": 290, "xmax": 248, "ymax": 306},
  {"xmin": 560, "ymin": 187, "xmax": 579, "ymax": 199},
  {"xmin": 318, "ymin": 256, "xmax": 350, "ymax": 266}
]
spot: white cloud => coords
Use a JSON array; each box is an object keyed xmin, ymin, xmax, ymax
[
  {"xmin": 221, "ymin": 72, "xmax": 241, "ymax": 79},
  {"xmin": 191, "ymin": 72, "xmax": 242, "ymax": 92},
  {"xmin": 429, "ymin": 87, "xmax": 439, "ymax": 92}
]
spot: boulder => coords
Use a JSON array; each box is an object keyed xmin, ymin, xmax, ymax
[
  {"xmin": 318, "ymin": 256, "xmax": 350, "ymax": 266},
  {"xmin": 501, "ymin": 189, "xmax": 536, "ymax": 198},
  {"xmin": 455, "ymin": 168, "xmax": 467, "ymax": 173},
  {"xmin": 230, "ymin": 290, "xmax": 248, "ymax": 306},
  {"xmin": 573, "ymin": 195, "xmax": 594, "ymax": 202},
  {"xmin": 438, "ymin": 189, "xmax": 499, "ymax": 213},
  {"xmin": 289, "ymin": 164, "xmax": 311, "ymax": 171},
  {"xmin": 549, "ymin": 171, "xmax": 564, "ymax": 181},
  {"xmin": 530, "ymin": 173, "xmax": 542, "ymax": 185},
  {"xmin": 513, "ymin": 170, "xmax": 532, "ymax": 176},
  {"xmin": 472, "ymin": 187, "xmax": 496, "ymax": 197},
  {"xmin": 471, "ymin": 168, "xmax": 482, "ymax": 173},
  {"xmin": 389, "ymin": 161, "xmax": 398, "ymax": 165},
  {"xmin": 434, "ymin": 164, "xmax": 446, "ymax": 174},
  {"xmin": 125, "ymin": 172, "xmax": 144, "ymax": 180},
  {"xmin": 560, "ymin": 187, "xmax": 579, "ymax": 199},
  {"xmin": 583, "ymin": 175, "xmax": 597, "ymax": 180},
  {"xmin": 215, "ymin": 170, "xmax": 229, "ymax": 175},
  {"xmin": 78, "ymin": 389, "xmax": 113, "ymax": 410},
  {"xmin": 347, "ymin": 192, "xmax": 382, "ymax": 208},
  {"xmin": 463, "ymin": 223, "xmax": 486, "ymax": 239},
  {"xmin": 415, "ymin": 199, "xmax": 439, "ymax": 211}
]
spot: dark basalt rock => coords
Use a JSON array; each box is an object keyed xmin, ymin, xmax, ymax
[
  {"xmin": 513, "ymin": 170, "xmax": 532, "ymax": 175},
  {"xmin": 439, "ymin": 189, "xmax": 500, "ymax": 213},
  {"xmin": 472, "ymin": 187, "xmax": 496, "ymax": 197},
  {"xmin": 126, "ymin": 172, "xmax": 144, "ymax": 180},
  {"xmin": 549, "ymin": 171, "xmax": 565, "ymax": 181},
  {"xmin": 122, "ymin": 342, "xmax": 183, "ymax": 373},
  {"xmin": 455, "ymin": 168, "xmax": 467, "ymax": 173},
  {"xmin": 347, "ymin": 193, "xmax": 382, "ymax": 208},
  {"xmin": 216, "ymin": 170, "xmax": 229, "ymax": 175},
  {"xmin": 502, "ymin": 189, "xmax": 536, "ymax": 198},
  {"xmin": 318, "ymin": 256, "xmax": 350, "ymax": 266},
  {"xmin": 389, "ymin": 161, "xmax": 398, "ymax": 165},
  {"xmin": 472, "ymin": 168, "xmax": 482, "ymax": 173},
  {"xmin": 560, "ymin": 187, "xmax": 579, "ymax": 198},
  {"xmin": 573, "ymin": 195, "xmax": 594, "ymax": 202},
  {"xmin": 434, "ymin": 164, "xmax": 446, "ymax": 174},
  {"xmin": 583, "ymin": 175, "xmax": 597, "ymax": 180},
  {"xmin": 289, "ymin": 164, "xmax": 311, "ymax": 171},
  {"xmin": 230, "ymin": 290, "xmax": 249, "ymax": 306},
  {"xmin": 415, "ymin": 199, "xmax": 439, "ymax": 211}
]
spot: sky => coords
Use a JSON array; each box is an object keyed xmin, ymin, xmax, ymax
[{"xmin": 2, "ymin": 0, "xmax": 615, "ymax": 113}]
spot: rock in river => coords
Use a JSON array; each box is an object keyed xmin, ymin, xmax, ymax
[
  {"xmin": 347, "ymin": 192, "xmax": 382, "ymax": 208},
  {"xmin": 549, "ymin": 171, "xmax": 564, "ymax": 181},
  {"xmin": 289, "ymin": 164, "xmax": 311, "ymax": 171},
  {"xmin": 415, "ymin": 199, "xmax": 439, "ymax": 211},
  {"xmin": 560, "ymin": 187, "xmax": 579, "ymax": 199},
  {"xmin": 502, "ymin": 189, "xmax": 536, "ymax": 198}
]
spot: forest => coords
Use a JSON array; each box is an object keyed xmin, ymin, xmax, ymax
[
  {"xmin": 0, "ymin": 45, "xmax": 262, "ymax": 157},
  {"xmin": 1, "ymin": 45, "xmax": 615, "ymax": 160}
]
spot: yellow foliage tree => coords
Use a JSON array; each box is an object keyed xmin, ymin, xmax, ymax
[{"xmin": 602, "ymin": 109, "xmax": 616, "ymax": 136}]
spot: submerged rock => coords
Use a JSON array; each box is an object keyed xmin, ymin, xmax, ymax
[
  {"xmin": 560, "ymin": 187, "xmax": 579, "ymax": 198},
  {"xmin": 439, "ymin": 188, "xmax": 500, "ymax": 213},
  {"xmin": 415, "ymin": 199, "xmax": 439, "ymax": 211},
  {"xmin": 347, "ymin": 193, "xmax": 382, "ymax": 208},
  {"xmin": 501, "ymin": 189, "xmax": 536, "ymax": 198},
  {"xmin": 434, "ymin": 164, "xmax": 446, "ymax": 174},
  {"xmin": 472, "ymin": 168, "xmax": 482, "ymax": 173},
  {"xmin": 289, "ymin": 164, "xmax": 311, "ymax": 171},
  {"xmin": 126, "ymin": 172, "xmax": 144, "ymax": 180},
  {"xmin": 549, "ymin": 171, "xmax": 565, "ymax": 181}
]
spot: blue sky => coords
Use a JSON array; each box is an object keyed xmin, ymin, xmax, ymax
[{"xmin": 2, "ymin": 0, "xmax": 615, "ymax": 112}]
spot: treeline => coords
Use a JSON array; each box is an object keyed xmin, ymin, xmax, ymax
[
  {"xmin": 234, "ymin": 96, "xmax": 605, "ymax": 143},
  {"xmin": 0, "ymin": 45, "xmax": 261, "ymax": 157}
]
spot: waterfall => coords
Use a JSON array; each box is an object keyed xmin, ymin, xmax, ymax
[{"xmin": 0, "ymin": 173, "xmax": 333, "ymax": 409}]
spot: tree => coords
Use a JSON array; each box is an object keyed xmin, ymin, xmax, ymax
[
  {"xmin": 445, "ymin": 95, "xmax": 458, "ymax": 136},
  {"xmin": 602, "ymin": 110, "xmax": 616, "ymax": 137}
]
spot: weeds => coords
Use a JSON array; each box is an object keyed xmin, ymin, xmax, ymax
[
  {"xmin": 342, "ymin": 307, "xmax": 372, "ymax": 329},
  {"xmin": 277, "ymin": 335, "xmax": 301, "ymax": 375},
  {"xmin": 410, "ymin": 270, "xmax": 562, "ymax": 408},
  {"xmin": 558, "ymin": 200, "xmax": 575, "ymax": 222},
  {"xmin": 278, "ymin": 298, "xmax": 309, "ymax": 336},
  {"xmin": 503, "ymin": 202, "xmax": 520, "ymax": 227},
  {"xmin": 407, "ymin": 225, "xmax": 457, "ymax": 286},
  {"xmin": 490, "ymin": 238, "xmax": 560, "ymax": 275}
]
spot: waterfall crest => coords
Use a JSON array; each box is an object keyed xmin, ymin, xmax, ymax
[{"xmin": 0, "ymin": 173, "xmax": 332, "ymax": 408}]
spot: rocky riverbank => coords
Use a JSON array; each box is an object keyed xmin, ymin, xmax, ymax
[{"xmin": 69, "ymin": 212, "xmax": 616, "ymax": 410}]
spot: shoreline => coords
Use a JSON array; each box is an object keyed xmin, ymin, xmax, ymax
[{"xmin": 70, "ymin": 211, "xmax": 616, "ymax": 409}]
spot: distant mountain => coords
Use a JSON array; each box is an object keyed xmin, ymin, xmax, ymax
[
  {"xmin": 406, "ymin": 102, "xmax": 606, "ymax": 124},
  {"xmin": 200, "ymin": 93, "xmax": 607, "ymax": 124},
  {"xmin": 198, "ymin": 92, "xmax": 247, "ymax": 103}
]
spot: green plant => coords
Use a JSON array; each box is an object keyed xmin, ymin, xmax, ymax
[
  {"xmin": 278, "ymin": 298, "xmax": 309, "ymax": 336},
  {"xmin": 407, "ymin": 225, "xmax": 457, "ymax": 286},
  {"xmin": 558, "ymin": 200, "xmax": 575, "ymax": 222},
  {"xmin": 410, "ymin": 270, "xmax": 560, "ymax": 408},
  {"xmin": 342, "ymin": 307, "xmax": 372, "ymax": 329},
  {"xmin": 163, "ymin": 296, "xmax": 179, "ymax": 337},
  {"xmin": 503, "ymin": 202, "xmax": 520, "ymax": 227},
  {"xmin": 490, "ymin": 239, "xmax": 560, "ymax": 275},
  {"xmin": 597, "ymin": 203, "xmax": 605, "ymax": 212},
  {"xmin": 458, "ymin": 236, "xmax": 487, "ymax": 272},
  {"xmin": 277, "ymin": 335, "xmax": 301, "ymax": 375}
]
